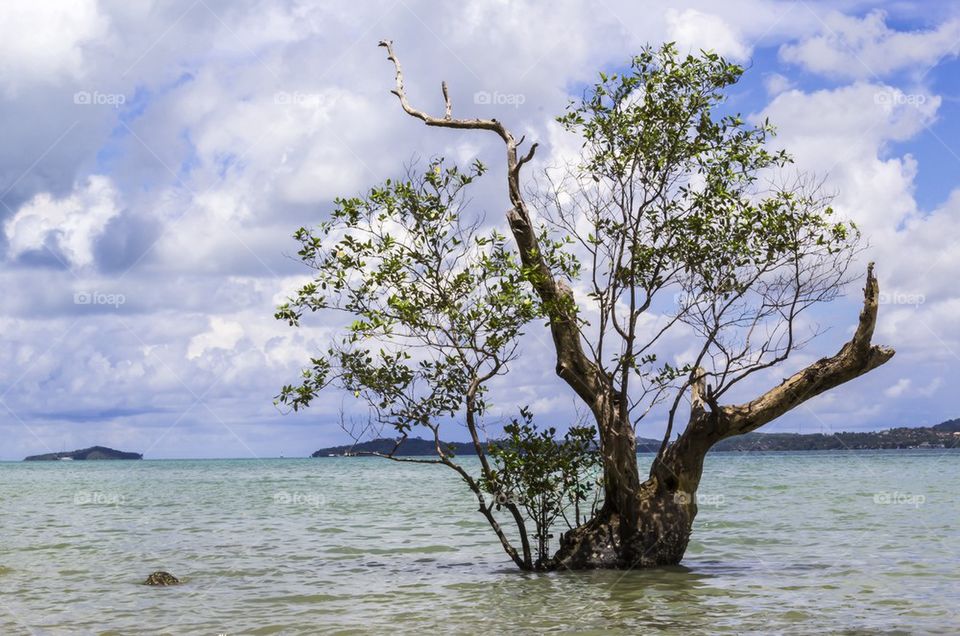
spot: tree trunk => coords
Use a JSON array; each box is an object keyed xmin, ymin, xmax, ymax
[
  {"xmin": 591, "ymin": 395, "xmax": 644, "ymax": 545},
  {"xmin": 554, "ymin": 412, "xmax": 713, "ymax": 569}
]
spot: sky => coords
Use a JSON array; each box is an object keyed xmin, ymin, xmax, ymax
[{"xmin": 1, "ymin": 0, "xmax": 959, "ymax": 459}]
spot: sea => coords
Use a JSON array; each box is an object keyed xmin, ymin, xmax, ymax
[{"xmin": 1, "ymin": 450, "xmax": 957, "ymax": 635}]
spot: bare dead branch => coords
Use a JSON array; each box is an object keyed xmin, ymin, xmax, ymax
[
  {"xmin": 441, "ymin": 81, "xmax": 452, "ymax": 120},
  {"xmin": 518, "ymin": 142, "xmax": 539, "ymax": 168},
  {"xmin": 719, "ymin": 263, "xmax": 895, "ymax": 436},
  {"xmin": 378, "ymin": 39, "xmax": 508, "ymax": 141},
  {"xmin": 690, "ymin": 367, "xmax": 708, "ymax": 415}
]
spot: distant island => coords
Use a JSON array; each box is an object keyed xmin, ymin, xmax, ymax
[
  {"xmin": 313, "ymin": 419, "xmax": 960, "ymax": 457},
  {"xmin": 709, "ymin": 420, "xmax": 960, "ymax": 451},
  {"xmin": 24, "ymin": 446, "xmax": 143, "ymax": 461},
  {"xmin": 313, "ymin": 438, "xmax": 480, "ymax": 457}
]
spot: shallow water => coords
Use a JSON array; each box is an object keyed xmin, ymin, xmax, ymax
[{"xmin": 1, "ymin": 451, "xmax": 957, "ymax": 634}]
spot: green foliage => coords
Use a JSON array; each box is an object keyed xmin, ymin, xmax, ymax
[
  {"xmin": 547, "ymin": 42, "xmax": 859, "ymax": 394},
  {"xmin": 556, "ymin": 42, "xmax": 855, "ymax": 290},
  {"xmin": 275, "ymin": 159, "xmax": 539, "ymax": 435},
  {"xmin": 482, "ymin": 408, "xmax": 602, "ymax": 567}
]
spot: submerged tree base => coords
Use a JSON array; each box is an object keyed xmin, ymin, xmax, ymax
[{"xmin": 552, "ymin": 481, "xmax": 695, "ymax": 570}]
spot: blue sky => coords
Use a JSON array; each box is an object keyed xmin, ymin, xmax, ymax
[{"xmin": 1, "ymin": 0, "xmax": 959, "ymax": 459}]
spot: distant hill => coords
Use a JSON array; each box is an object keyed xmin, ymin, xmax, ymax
[
  {"xmin": 313, "ymin": 420, "xmax": 960, "ymax": 457},
  {"xmin": 24, "ymin": 446, "xmax": 143, "ymax": 461},
  {"xmin": 311, "ymin": 438, "xmax": 475, "ymax": 457},
  {"xmin": 711, "ymin": 427, "xmax": 959, "ymax": 451},
  {"xmin": 312, "ymin": 436, "xmax": 666, "ymax": 457},
  {"xmin": 933, "ymin": 418, "xmax": 960, "ymax": 433}
]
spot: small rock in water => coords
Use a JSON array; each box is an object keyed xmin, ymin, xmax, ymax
[{"xmin": 143, "ymin": 571, "xmax": 180, "ymax": 586}]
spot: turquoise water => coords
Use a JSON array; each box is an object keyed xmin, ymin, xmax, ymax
[{"xmin": 0, "ymin": 451, "xmax": 957, "ymax": 635}]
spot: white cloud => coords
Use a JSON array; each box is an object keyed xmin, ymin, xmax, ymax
[
  {"xmin": 5, "ymin": 175, "xmax": 121, "ymax": 268},
  {"xmin": 666, "ymin": 8, "xmax": 751, "ymax": 61},
  {"xmin": 885, "ymin": 378, "xmax": 911, "ymax": 398},
  {"xmin": 3, "ymin": 0, "xmax": 960, "ymax": 457},
  {"xmin": 757, "ymin": 82, "xmax": 939, "ymax": 236},
  {"xmin": 764, "ymin": 72, "xmax": 794, "ymax": 95},
  {"xmin": 750, "ymin": 78, "xmax": 960, "ymax": 410},
  {"xmin": 0, "ymin": 0, "xmax": 108, "ymax": 94},
  {"xmin": 749, "ymin": 89, "xmax": 960, "ymax": 356},
  {"xmin": 883, "ymin": 376, "xmax": 943, "ymax": 400},
  {"xmin": 919, "ymin": 377, "xmax": 943, "ymax": 397},
  {"xmin": 780, "ymin": 10, "xmax": 960, "ymax": 79},
  {"xmin": 187, "ymin": 316, "xmax": 245, "ymax": 359}
]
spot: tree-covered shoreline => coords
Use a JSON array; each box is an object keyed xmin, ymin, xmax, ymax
[{"xmin": 313, "ymin": 420, "xmax": 960, "ymax": 456}]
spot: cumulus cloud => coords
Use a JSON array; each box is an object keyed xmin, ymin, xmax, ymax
[
  {"xmin": 884, "ymin": 378, "xmax": 911, "ymax": 398},
  {"xmin": 187, "ymin": 316, "xmax": 245, "ymax": 360},
  {"xmin": 780, "ymin": 10, "xmax": 960, "ymax": 79},
  {"xmin": 757, "ymin": 82, "xmax": 939, "ymax": 235},
  {"xmin": 763, "ymin": 72, "xmax": 794, "ymax": 95},
  {"xmin": 666, "ymin": 8, "xmax": 751, "ymax": 60},
  {"xmin": 2, "ymin": 0, "xmax": 960, "ymax": 457},
  {"xmin": 750, "ymin": 62, "xmax": 960, "ymax": 430},
  {"xmin": 5, "ymin": 175, "xmax": 121, "ymax": 268},
  {"xmin": 0, "ymin": 0, "xmax": 108, "ymax": 94}
]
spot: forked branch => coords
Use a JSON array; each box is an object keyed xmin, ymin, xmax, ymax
[
  {"xmin": 719, "ymin": 263, "xmax": 895, "ymax": 436},
  {"xmin": 379, "ymin": 39, "xmax": 509, "ymax": 140}
]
